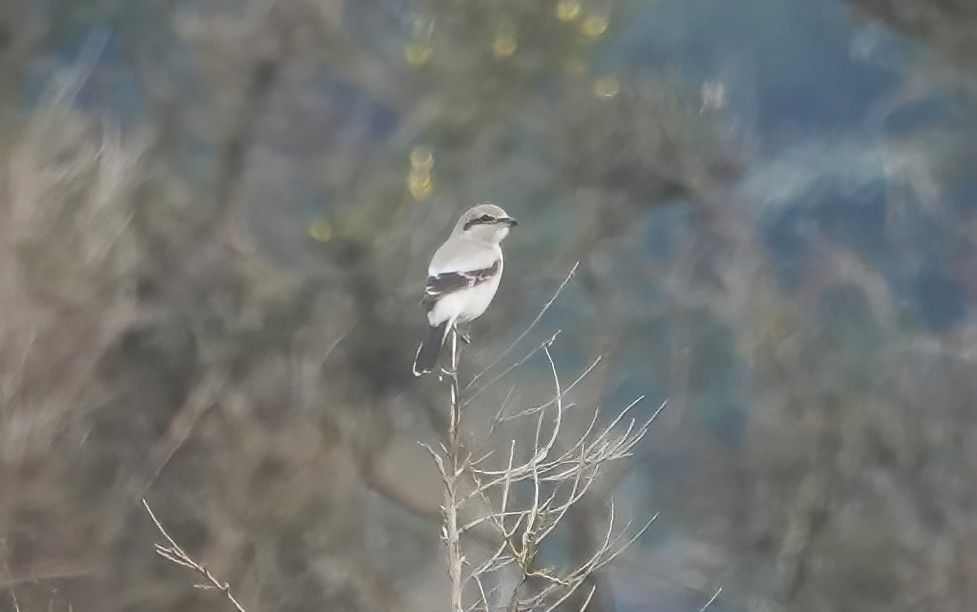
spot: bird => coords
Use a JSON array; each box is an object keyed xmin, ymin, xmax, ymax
[{"xmin": 413, "ymin": 203, "xmax": 518, "ymax": 376}]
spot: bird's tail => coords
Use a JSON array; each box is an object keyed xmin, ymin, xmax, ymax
[{"xmin": 413, "ymin": 321, "xmax": 449, "ymax": 376}]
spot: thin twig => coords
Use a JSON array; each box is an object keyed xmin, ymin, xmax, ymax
[
  {"xmin": 462, "ymin": 331, "xmax": 561, "ymax": 408},
  {"xmin": 698, "ymin": 586, "xmax": 723, "ymax": 612},
  {"xmin": 464, "ymin": 262, "xmax": 579, "ymax": 393},
  {"xmin": 1, "ymin": 548, "xmax": 20, "ymax": 612},
  {"xmin": 142, "ymin": 499, "xmax": 247, "ymax": 612},
  {"xmin": 424, "ymin": 260, "xmax": 661, "ymax": 611}
]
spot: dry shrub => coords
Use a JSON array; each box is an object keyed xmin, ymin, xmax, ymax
[{"xmin": 0, "ymin": 79, "xmax": 145, "ymax": 603}]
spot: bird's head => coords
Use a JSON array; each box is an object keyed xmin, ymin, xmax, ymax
[{"xmin": 456, "ymin": 203, "xmax": 518, "ymax": 245}]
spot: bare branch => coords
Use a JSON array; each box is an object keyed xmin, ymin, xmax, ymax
[
  {"xmin": 463, "ymin": 261, "xmax": 580, "ymax": 397},
  {"xmin": 462, "ymin": 331, "xmax": 561, "ymax": 408},
  {"xmin": 698, "ymin": 587, "xmax": 724, "ymax": 612},
  {"xmin": 142, "ymin": 499, "xmax": 247, "ymax": 612},
  {"xmin": 464, "ymin": 261, "xmax": 579, "ymax": 394},
  {"xmin": 425, "ymin": 266, "xmax": 659, "ymax": 611}
]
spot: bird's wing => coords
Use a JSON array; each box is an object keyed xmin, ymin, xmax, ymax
[
  {"xmin": 423, "ymin": 235, "xmax": 502, "ymax": 309},
  {"xmin": 422, "ymin": 260, "xmax": 500, "ymax": 309}
]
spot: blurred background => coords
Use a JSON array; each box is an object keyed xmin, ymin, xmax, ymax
[{"xmin": 2, "ymin": 0, "xmax": 977, "ymax": 610}]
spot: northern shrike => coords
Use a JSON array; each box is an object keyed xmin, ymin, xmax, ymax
[{"xmin": 413, "ymin": 204, "xmax": 518, "ymax": 376}]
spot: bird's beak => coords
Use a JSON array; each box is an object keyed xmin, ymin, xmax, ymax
[{"xmin": 502, "ymin": 217, "xmax": 518, "ymax": 227}]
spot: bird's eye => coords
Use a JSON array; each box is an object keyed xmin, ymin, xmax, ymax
[{"xmin": 480, "ymin": 215, "xmax": 493, "ymax": 222}]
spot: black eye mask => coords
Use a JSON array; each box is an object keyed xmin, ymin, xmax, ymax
[{"xmin": 463, "ymin": 215, "xmax": 496, "ymax": 231}]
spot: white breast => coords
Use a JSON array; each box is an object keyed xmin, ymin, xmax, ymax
[{"xmin": 427, "ymin": 258, "xmax": 503, "ymax": 326}]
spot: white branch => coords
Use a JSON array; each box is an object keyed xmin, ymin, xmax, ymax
[
  {"xmin": 424, "ymin": 264, "xmax": 660, "ymax": 611},
  {"xmin": 142, "ymin": 499, "xmax": 246, "ymax": 612}
]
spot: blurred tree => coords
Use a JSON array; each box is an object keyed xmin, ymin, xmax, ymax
[
  {"xmin": 10, "ymin": 0, "xmax": 977, "ymax": 611},
  {"xmin": 0, "ymin": 1, "xmax": 741, "ymax": 611}
]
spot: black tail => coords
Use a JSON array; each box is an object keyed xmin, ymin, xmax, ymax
[{"xmin": 413, "ymin": 321, "xmax": 449, "ymax": 376}]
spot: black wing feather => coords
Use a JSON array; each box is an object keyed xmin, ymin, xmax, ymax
[{"xmin": 421, "ymin": 261, "xmax": 499, "ymax": 310}]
